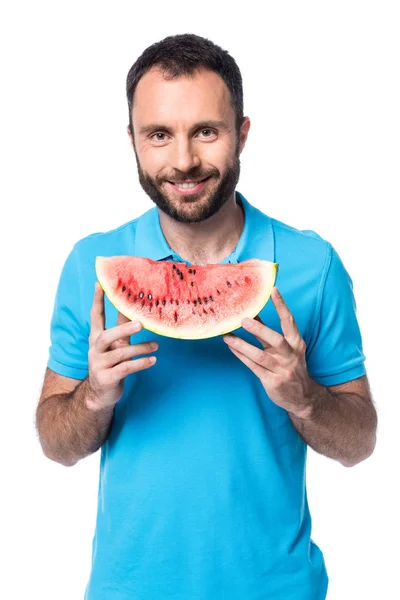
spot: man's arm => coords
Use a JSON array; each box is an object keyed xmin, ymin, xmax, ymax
[
  {"xmin": 36, "ymin": 368, "xmax": 115, "ymax": 467},
  {"xmin": 223, "ymin": 287, "xmax": 377, "ymax": 468},
  {"xmin": 36, "ymin": 284, "xmax": 158, "ymax": 467},
  {"xmin": 288, "ymin": 374, "xmax": 377, "ymax": 467}
]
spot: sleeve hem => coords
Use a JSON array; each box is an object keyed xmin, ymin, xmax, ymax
[
  {"xmin": 47, "ymin": 357, "xmax": 88, "ymax": 380},
  {"xmin": 310, "ymin": 363, "xmax": 366, "ymax": 387},
  {"xmin": 306, "ymin": 242, "xmax": 332, "ymax": 350}
]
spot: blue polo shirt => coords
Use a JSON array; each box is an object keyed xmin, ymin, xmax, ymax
[{"xmin": 47, "ymin": 191, "xmax": 366, "ymax": 600}]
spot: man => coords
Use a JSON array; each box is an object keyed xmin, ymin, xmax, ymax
[{"xmin": 36, "ymin": 33, "xmax": 377, "ymax": 600}]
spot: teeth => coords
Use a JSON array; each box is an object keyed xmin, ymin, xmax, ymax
[{"xmin": 175, "ymin": 182, "xmax": 200, "ymax": 189}]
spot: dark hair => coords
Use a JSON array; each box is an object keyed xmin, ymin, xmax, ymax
[{"xmin": 126, "ymin": 33, "xmax": 244, "ymax": 140}]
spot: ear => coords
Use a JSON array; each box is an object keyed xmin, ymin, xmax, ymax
[
  {"xmin": 239, "ymin": 116, "xmax": 251, "ymax": 154},
  {"xmin": 127, "ymin": 125, "xmax": 135, "ymax": 150}
]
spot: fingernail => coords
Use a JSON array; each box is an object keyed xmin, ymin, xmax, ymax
[{"xmin": 131, "ymin": 321, "xmax": 141, "ymax": 329}]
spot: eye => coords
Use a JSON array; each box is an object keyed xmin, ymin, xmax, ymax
[
  {"xmin": 150, "ymin": 132, "xmax": 168, "ymax": 142},
  {"xmin": 199, "ymin": 129, "xmax": 216, "ymax": 138}
]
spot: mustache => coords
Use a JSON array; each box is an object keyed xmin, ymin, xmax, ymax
[{"xmin": 158, "ymin": 169, "xmax": 219, "ymax": 184}]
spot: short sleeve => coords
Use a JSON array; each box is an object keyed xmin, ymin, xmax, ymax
[
  {"xmin": 47, "ymin": 243, "xmax": 89, "ymax": 379},
  {"xmin": 305, "ymin": 244, "xmax": 367, "ymax": 386}
]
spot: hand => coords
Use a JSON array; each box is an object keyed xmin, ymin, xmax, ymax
[
  {"xmin": 223, "ymin": 286, "xmax": 314, "ymax": 419},
  {"xmin": 87, "ymin": 283, "xmax": 158, "ymax": 411}
]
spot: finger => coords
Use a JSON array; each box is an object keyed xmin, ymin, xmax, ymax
[
  {"xmin": 270, "ymin": 287, "xmax": 302, "ymax": 344},
  {"xmin": 253, "ymin": 315, "xmax": 272, "ymax": 349},
  {"xmin": 102, "ymin": 341, "xmax": 158, "ymax": 369},
  {"xmin": 95, "ymin": 320, "xmax": 143, "ymax": 353},
  {"xmin": 109, "ymin": 311, "xmax": 136, "ymax": 350},
  {"xmin": 109, "ymin": 355, "xmax": 157, "ymax": 382},
  {"xmin": 227, "ymin": 345, "xmax": 275, "ymax": 383},
  {"xmin": 241, "ymin": 316, "xmax": 292, "ymax": 357},
  {"xmin": 90, "ymin": 283, "xmax": 105, "ymax": 343},
  {"xmin": 223, "ymin": 334, "xmax": 284, "ymax": 374}
]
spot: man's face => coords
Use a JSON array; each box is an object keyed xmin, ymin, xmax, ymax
[{"xmin": 128, "ymin": 67, "xmax": 248, "ymax": 223}]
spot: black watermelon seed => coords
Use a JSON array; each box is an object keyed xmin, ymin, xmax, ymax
[
  {"xmin": 217, "ymin": 290, "xmax": 221, "ymax": 295},
  {"xmin": 193, "ymin": 300, "xmax": 197, "ymax": 306},
  {"xmin": 149, "ymin": 303, "xmax": 153, "ymax": 311},
  {"xmin": 197, "ymin": 297, "xmax": 202, "ymax": 304},
  {"xmin": 155, "ymin": 300, "xmax": 159, "ymax": 306},
  {"xmin": 193, "ymin": 269, "xmax": 196, "ymax": 274},
  {"xmin": 176, "ymin": 300, "xmax": 179, "ymax": 305},
  {"xmin": 190, "ymin": 282, "xmax": 194, "ymax": 287},
  {"xmin": 122, "ymin": 285, "xmax": 126, "ymax": 292},
  {"xmin": 210, "ymin": 307, "xmax": 215, "ymax": 313},
  {"xmin": 128, "ymin": 292, "xmax": 131, "ymax": 298},
  {"xmin": 139, "ymin": 292, "xmax": 144, "ymax": 299},
  {"xmin": 187, "ymin": 299, "xmax": 190, "ymax": 304},
  {"xmin": 170, "ymin": 299, "xmax": 174, "ymax": 304},
  {"xmin": 227, "ymin": 281, "xmax": 231, "ymax": 287},
  {"xmin": 203, "ymin": 297, "xmax": 208, "ymax": 303},
  {"xmin": 203, "ymin": 308, "xmax": 208, "ymax": 314},
  {"xmin": 179, "ymin": 273, "xmax": 184, "ymax": 280},
  {"xmin": 148, "ymin": 294, "xmax": 152, "ymax": 300},
  {"xmin": 188, "ymin": 268, "xmax": 193, "ymax": 274},
  {"xmin": 162, "ymin": 299, "xmax": 166, "ymax": 306},
  {"xmin": 173, "ymin": 264, "xmax": 176, "ymax": 269},
  {"xmin": 174, "ymin": 311, "xmax": 178, "ymax": 323},
  {"xmin": 192, "ymin": 309, "xmax": 196, "ymax": 315},
  {"xmin": 209, "ymin": 295, "xmax": 213, "ymax": 301}
]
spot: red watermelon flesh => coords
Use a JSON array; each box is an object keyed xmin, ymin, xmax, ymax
[{"xmin": 95, "ymin": 256, "xmax": 279, "ymax": 340}]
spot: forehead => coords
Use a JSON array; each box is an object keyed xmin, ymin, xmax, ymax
[{"xmin": 132, "ymin": 67, "xmax": 233, "ymax": 125}]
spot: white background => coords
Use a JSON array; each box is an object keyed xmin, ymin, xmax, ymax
[{"xmin": 1, "ymin": 1, "xmax": 399, "ymax": 598}]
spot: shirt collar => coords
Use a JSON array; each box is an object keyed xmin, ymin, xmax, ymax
[{"xmin": 134, "ymin": 191, "xmax": 275, "ymax": 264}]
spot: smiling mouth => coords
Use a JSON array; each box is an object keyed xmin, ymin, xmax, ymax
[
  {"xmin": 166, "ymin": 176, "xmax": 212, "ymax": 195},
  {"xmin": 167, "ymin": 176, "xmax": 210, "ymax": 185}
]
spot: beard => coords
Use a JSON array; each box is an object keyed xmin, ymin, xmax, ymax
[{"xmin": 132, "ymin": 140, "xmax": 241, "ymax": 224}]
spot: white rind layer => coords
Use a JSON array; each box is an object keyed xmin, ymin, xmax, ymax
[{"xmin": 95, "ymin": 257, "xmax": 279, "ymax": 340}]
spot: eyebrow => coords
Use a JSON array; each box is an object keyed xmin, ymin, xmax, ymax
[{"xmin": 138, "ymin": 120, "xmax": 230, "ymax": 137}]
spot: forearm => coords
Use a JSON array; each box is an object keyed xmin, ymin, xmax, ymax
[
  {"xmin": 289, "ymin": 380, "xmax": 377, "ymax": 467},
  {"xmin": 36, "ymin": 377, "xmax": 115, "ymax": 467}
]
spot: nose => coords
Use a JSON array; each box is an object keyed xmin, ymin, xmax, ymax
[{"xmin": 171, "ymin": 137, "xmax": 201, "ymax": 174}]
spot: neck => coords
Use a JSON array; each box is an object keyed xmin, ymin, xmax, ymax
[{"xmin": 158, "ymin": 192, "xmax": 244, "ymax": 265}]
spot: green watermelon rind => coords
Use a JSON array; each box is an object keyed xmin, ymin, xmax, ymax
[{"xmin": 95, "ymin": 257, "xmax": 279, "ymax": 341}]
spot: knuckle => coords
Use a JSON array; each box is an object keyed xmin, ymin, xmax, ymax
[
  {"xmin": 96, "ymin": 331, "xmax": 107, "ymax": 348},
  {"xmin": 113, "ymin": 348, "xmax": 126, "ymax": 363},
  {"xmin": 276, "ymin": 337, "xmax": 286, "ymax": 350},
  {"xmin": 258, "ymin": 351, "xmax": 269, "ymax": 365},
  {"xmin": 285, "ymin": 367, "xmax": 295, "ymax": 381},
  {"xmin": 271, "ymin": 373, "xmax": 282, "ymax": 388},
  {"xmin": 298, "ymin": 339, "xmax": 307, "ymax": 354},
  {"xmin": 120, "ymin": 360, "xmax": 131, "ymax": 375},
  {"xmin": 88, "ymin": 347, "xmax": 96, "ymax": 365}
]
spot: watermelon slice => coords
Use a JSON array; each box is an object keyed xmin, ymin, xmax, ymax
[{"xmin": 95, "ymin": 256, "xmax": 279, "ymax": 340}]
